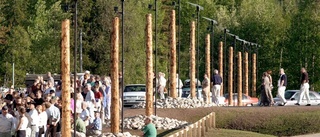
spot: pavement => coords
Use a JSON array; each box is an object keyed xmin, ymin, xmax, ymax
[{"xmin": 293, "ymin": 133, "xmax": 320, "ymax": 137}]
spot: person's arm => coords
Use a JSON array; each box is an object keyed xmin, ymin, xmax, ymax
[
  {"xmin": 16, "ymin": 116, "xmax": 23, "ymax": 131},
  {"xmin": 55, "ymin": 109, "xmax": 60, "ymax": 126}
]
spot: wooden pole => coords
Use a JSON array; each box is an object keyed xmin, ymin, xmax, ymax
[
  {"xmin": 146, "ymin": 14, "xmax": 153, "ymax": 116},
  {"xmin": 218, "ymin": 41, "xmax": 223, "ymax": 96},
  {"xmin": 237, "ymin": 52, "xmax": 242, "ymax": 106},
  {"xmin": 205, "ymin": 34, "xmax": 210, "ymax": 103},
  {"xmin": 170, "ymin": 10, "xmax": 177, "ymax": 98},
  {"xmin": 111, "ymin": 17, "xmax": 120, "ymax": 134},
  {"xmin": 205, "ymin": 34, "xmax": 210, "ymax": 82},
  {"xmin": 244, "ymin": 52, "xmax": 249, "ymax": 96},
  {"xmin": 252, "ymin": 53, "xmax": 257, "ymax": 97},
  {"xmin": 190, "ymin": 21, "xmax": 196, "ymax": 98},
  {"xmin": 61, "ymin": 19, "xmax": 71, "ymax": 137},
  {"xmin": 228, "ymin": 47, "xmax": 233, "ymax": 106}
]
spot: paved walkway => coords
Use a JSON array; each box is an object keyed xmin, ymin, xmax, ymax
[{"xmin": 293, "ymin": 133, "xmax": 320, "ymax": 137}]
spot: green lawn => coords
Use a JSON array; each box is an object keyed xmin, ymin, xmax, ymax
[{"xmin": 205, "ymin": 129, "xmax": 276, "ymax": 137}]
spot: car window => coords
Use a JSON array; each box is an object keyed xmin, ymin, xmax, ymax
[
  {"xmin": 309, "ymin": 93, "xmax": 316, "ymax": 100},
  {"xmin": 124, "ymin": 86, "xmax": 146, "ymax": 92},
  {"xmin": 285, "ymin": 91, "xmax": 296, "ymax": 99}
]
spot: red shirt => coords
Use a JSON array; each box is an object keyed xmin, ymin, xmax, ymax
[{"xmin": 94, "ymin": 91, "xmax": 102, "ymax": 99}]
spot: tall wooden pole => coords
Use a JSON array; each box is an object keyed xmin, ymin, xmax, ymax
[
  {"xmin": 252, "ymin": 53, "xmax": 257, "ymax": 97},
  {"xmin": 146, "ymin": 14, "xmax": 153, "ymax": 116},
  {"xmin": 190, "ymin": 21, "xmax": 196, "ymax": 98},
  {"xmin": 205, "ymin": 34, "xmax": 210, "ymax": 103},
  {"xmin": 111, "ymin": 17, "xmax": 120, "ymax": 134},
  {"xmin": 218, "ymin": 41, "xmax": 223, "ymax": 96},
  {"xmin": 237, "ymin": 52, "xmax": 242, "ymax": 106},
  {"xmin": 61, "ymin": 19, "xmax": 71, "ymax": 137},
  {"xmin": 244, "ymin": 52, "xmax": 249, "ymax": 96},
  {"xmin": 205, "ymin": 34, "xmax": 210, "ymax": 82},
  {"xmin": 228, "ymin": 47, "xmax": 233, "ymax": 106},
  {"xmin": 170, "ymin": 10, "xmax": 177, "ymax": 98}
]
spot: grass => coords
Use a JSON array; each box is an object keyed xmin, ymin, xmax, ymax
[
  {"xmin": 106, "ymin": 106, "xmax": 320, "ymax": 136},
  {"xmin": 205, "ymin": 128, "xmax": 276, "ymax": 137}
]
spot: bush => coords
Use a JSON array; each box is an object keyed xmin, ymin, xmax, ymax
[{"xmin": 215, "ymin": 107, "xmax": 320, "ymax": 136}]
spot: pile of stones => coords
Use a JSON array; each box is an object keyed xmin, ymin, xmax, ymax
[
  {"xmin": 132, "ymin": 97, "xmax": 217, "ymax": 109},
  {"xmin": 106, "ymin": 115, "xmax": 189, "ymax": 130}
]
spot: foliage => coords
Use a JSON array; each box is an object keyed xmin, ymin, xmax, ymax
[{"xmin": 0, "ymin": 0, "xmax": 320, "ymax": 91}]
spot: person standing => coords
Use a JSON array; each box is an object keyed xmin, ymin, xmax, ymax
[
  {"xmin": 211, "ymin": 69, "xmax": 222, "ymax": 105},
  {"xmin": 0, "ymin": 106, "xmax": 15, "ymax": 137},
  {"xmin": 27, "ymin": 102, "xmax": 39, "ymax": 137},
  {"xmin": 259, "ymin": 72, "xmax": 269, "ymax": 106},
  {"xmin": 263, "ymin": 71, "xmax": 273, "ymax": 106},
  {"xmin": 16, "ymin": 107, "xmax": 28, "ymax": 137},
  {"xmin": 176, "ymin": 74, "xmax": 183, "ymax": 98},
  {"xmin": 158, "ymin": 72, "xmax": 167, "ymax": 99},
  {"xmin": 296, "ymin": 68, "xmax": 311, "ymax": 106},
  {"xmin": 45, "ymin": 99, "xmax": 60, "ymax": 137},
  {"xmin": 277, "ymin": 68, "xmax": 287, "ymax": 106},
  {"xmin": 202, "ymin": 74, "xmax": 210, "ymax": 104},
  {"xmin": 265, "ymin": 70, "xmax": 274, "ymax": 106},
  {"xmin": 141, "ymin": 116, "xmax": 157, "ymax": 137}
]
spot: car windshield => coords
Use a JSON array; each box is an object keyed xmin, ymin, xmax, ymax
[
  {"xmin": 284, "ymin": 91, "xmax": 296, "ymax": 99},
  {"xmin": 124, "ymin": 85, "xmax": 146, "ymax": 92}
]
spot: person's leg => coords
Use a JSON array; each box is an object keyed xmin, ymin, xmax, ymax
[
  {"xmin": 298, "ymin": 85, "xmax": 305, "ymax": 104},
  {"xmin": 178, "ymin": 89, "xmax": 182, "ymax": 98},
  {"xmin": 305, "ymin": 83, "xmax": 311, "ymax": 104},
  {"xmin": 278, "ymin": 87, "xmax": 286, "ymax": 104}
]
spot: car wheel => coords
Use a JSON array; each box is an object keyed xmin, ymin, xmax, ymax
[{"xmin": 246, "ymin": 104, "xmax": 253, "ymax": 107}]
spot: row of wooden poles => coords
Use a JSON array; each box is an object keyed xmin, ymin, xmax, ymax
[
  {"xmin": 168, "ymin": 112, "xmax": 216, "ymax": 137},
  {"xmin": 59, "ymin": 10, "xmax": 257, "ymax": 136}
]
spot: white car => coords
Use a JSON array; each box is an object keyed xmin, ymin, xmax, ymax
[
  {"xmin": 123, "ymin": 84, "xmax": 146, "ymax": 106},
  {"xmin": 274, "ymin": 90, "xmax": 320, "ymax": 106}
]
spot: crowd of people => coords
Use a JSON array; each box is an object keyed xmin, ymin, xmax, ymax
[{"xmin": 0, "ymin": 71, "xmax": 109, "ymax": 137}]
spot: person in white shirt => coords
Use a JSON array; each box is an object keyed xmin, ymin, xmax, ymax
[
  {"xmin": 84, "ymin": 84, "xmax": 95, "ymax": 123},
  {"xmin": 45, "ymin": 99, "xmax": 60, "ymax": 137},
  {"xmin": 157, "ymin": 72, "xmax": 167, "ymax": 99},
  {"xmin": 27, "ymin": 102, "xmax": 39, "ymax": 137},
  {"xmin": 176, "ymin": 74, "xmax": 183, "ymax": 98},
  {"xmin": 16, "ymin": 107, "xmax": 28, "ymax": 137},
  {"xmin": 0, "ymin": 106, "xmax": 15, "ymax": 137},
  {"xmin": 36, "ymin": 105, "xmax": 47, "ymax": 137}
]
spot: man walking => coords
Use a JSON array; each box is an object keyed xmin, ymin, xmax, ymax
[
  {"xmin": 295, "ymin": 68, "xmax": 311, "ymax": 106},
  {"xmin": 211, "ymin": 69, "xmax": 222, "ymax": 105},
  {"xmin": 277, "ymin": 68, "xmax": 287, "ymax": 106},
  {"xmin": 176, "ymin": 74, "xmax": 183, "ymax": 98},
  {"xmin": 202, "ymin": 73, "xmax": 210, "ymax": 104}
]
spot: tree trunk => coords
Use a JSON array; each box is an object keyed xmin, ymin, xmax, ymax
[
  {"xmin": 244, "ymin": 52, "xmax": 249, "ymax": 96},
  {"xmin": 190, "ymin": 21, "xmax": 196, "ymax": 98},
  {"xmin": 111, "ymin": 17, "xmax": 120, "ymax": 134},
  {"xmin": 170, "ymin": 10, "xmax": 177, "ymax": 98},
  {"xmin": 145, "ymin": 14, "xmax": 153, "ymax": 116},
  {"xmin": 228, "ymin": 47, "xmax": 233, "ymax": 106},
  {"xmin": 237, "ymin": 52, "xmax": 242, "ymax": 106},
  {"xmin": 61, "ymin": 19, "xmax": 71, "ymax": 137},
  {"xmin": 218, "ymin": 41, "xmax": 223, "ymax": 96},
  {"xmin": 252, "ymin": 53, "xmax": 257, "ymax": 97}
]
